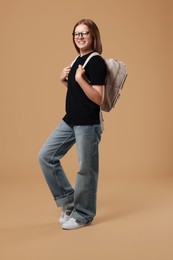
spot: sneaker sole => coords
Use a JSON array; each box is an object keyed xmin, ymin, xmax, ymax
[{"xmin": 62, "ymin": 222, "xmax": 91, "ymax": 230}]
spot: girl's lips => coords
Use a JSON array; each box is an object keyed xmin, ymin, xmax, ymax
[{"xmin": 77, "ymin": 40, "xmax": 86, "ymax": 44}]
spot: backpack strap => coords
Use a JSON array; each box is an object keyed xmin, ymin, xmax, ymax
[
  {"xmin": 71, "ymin": 51, "xmax": 104, "ymax": 132},
  {"xmin": 82, "ymin": 52, "xmax": 100, "ymax": 68},
  {"xmin": 70, "ymin": 52, "xmax": 100, "ymax": 68},
  {"xmin": 82, "ymin": 51, "xmax": 105, "ymax": 132},
  {"xmin": 70, "ymin": 55, "xmax": 80, "ymax": 67}
]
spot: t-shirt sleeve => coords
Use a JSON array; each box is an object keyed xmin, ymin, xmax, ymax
[{"xmin": 86, "ymin": 56, "xmax": 107, "ymax": 86}]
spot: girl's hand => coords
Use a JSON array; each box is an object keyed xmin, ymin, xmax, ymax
[
  {"xmin": 75, "ymin": 65, "xmax": 85, "ymax": 82},
  {"xmin": 60, "ymin": 66, "xmax": 71, "ymax": 83}
]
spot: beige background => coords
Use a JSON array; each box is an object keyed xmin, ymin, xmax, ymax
[{"xmin": 1, "ymin": 0, "xmax": 173, "ymax": 259}]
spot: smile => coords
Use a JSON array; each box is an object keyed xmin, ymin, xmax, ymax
[{"xmin": 77, "ymin": 41, "xmax": 86, "ymax": 44}]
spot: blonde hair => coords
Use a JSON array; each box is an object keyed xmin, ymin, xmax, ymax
[{"xmin": 72, "ymin": 19, "xmax": 103, "ymax": 54}]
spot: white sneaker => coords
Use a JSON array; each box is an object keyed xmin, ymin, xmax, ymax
[
  {"xmin": 62, "ymin": 217, "xmax": 90, "ymax": 230},
  {"xmin": 58, "ymin": 202, "xmax": 74, "ymax": 225}
]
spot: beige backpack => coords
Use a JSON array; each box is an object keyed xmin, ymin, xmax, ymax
[{"xmin": 82, "ymin": 52, "xmax": 127, "ymax": 112}]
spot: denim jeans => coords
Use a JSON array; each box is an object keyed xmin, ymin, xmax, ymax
[{"xmin": 38, "ymin": 120, "xmax": 102, "ymax": 224}]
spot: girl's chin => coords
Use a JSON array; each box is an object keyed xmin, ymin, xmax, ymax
[
  {"xmin": 77, "ymin": 45, "xmax": 87, "ymax": 49},
  {"xmin": 78, "ymin": 46, "xmax": 93, "ymax": 53}
]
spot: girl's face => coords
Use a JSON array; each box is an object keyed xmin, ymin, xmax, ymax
[{"xmin": 73, "ymin": 24, "xmax": 93, "ymax": 55}]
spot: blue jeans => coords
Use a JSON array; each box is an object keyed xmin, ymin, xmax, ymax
[{"xmin": 38, "ymin": 120, "xmax": 102, "ymax": 224}]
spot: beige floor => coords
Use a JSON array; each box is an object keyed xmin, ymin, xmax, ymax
[{"xmin": 1, "ymin": 175, "xmax": 173, "ymax": 260}]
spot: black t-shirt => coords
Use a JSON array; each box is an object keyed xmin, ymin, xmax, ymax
[{"xmin": 63, "ymin": 51, "xmax": 107, "ymax": 125}]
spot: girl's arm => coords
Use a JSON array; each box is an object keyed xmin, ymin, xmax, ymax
[
  {"xmin": 75, "ymin": 65, "xmax": 105, "ymax": 105},
  {"xmin": 59, "ymin": 66, "xmax": 71, "ymax": 87}
]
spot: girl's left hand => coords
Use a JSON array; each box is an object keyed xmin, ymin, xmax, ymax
[{"xmin": 75, "ymin": 65, "xmax": 85, "ymax": 82}]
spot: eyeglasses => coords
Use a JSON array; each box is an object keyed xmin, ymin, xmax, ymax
[{"xmin": 72, "ymin": 31, "xmax": 90, "ymax": 39}]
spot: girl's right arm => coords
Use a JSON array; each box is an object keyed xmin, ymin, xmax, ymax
[{"xmin": 59, "ymin": 66, "xmax": 71, "ymax": 87}]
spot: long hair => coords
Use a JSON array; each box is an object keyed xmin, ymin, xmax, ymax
[{"xmin": 72, "ymin": 19, "xmax": 103, "ymax": 54}]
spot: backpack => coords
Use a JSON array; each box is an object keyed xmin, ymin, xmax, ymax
[{"xmin": 82, "ymin": 52, "xmax": 127, "ymax": 112}]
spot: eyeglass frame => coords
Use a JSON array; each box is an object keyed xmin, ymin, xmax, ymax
[{"xmin": 72, "ymin": 31, "xmax": 90, "ymax": 38}]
